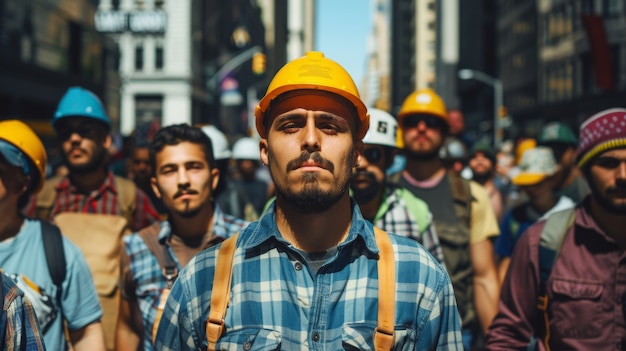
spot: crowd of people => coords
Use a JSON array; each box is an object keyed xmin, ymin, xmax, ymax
[{"xmin": 1, "ymin": 51, "xmax": 625, "ymax": 351}]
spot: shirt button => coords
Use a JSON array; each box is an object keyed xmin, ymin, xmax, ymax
[
  {"xmin": 294, "ymin": 262, "xmax": 303, "ymax": 271},
  {"xmin": 312, "ymin": 332, "xmax": 320, "ymax": 342},
  {"xmin": 243, "ymin": 341, "xmax": 252, "ymax": 350}
]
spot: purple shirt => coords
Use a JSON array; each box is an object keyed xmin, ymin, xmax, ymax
[{"xmin": 485, "ymin": 200, "xmax": 626, "ymax": 350}]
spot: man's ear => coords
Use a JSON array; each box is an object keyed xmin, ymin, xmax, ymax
[
  {"xmin": 103, "ymin": 134, "xmax": 112, "ymax": 149},
  {"xmin": 210, "ymin": 167, "xmax": 220, "ymax": 192},
  {"xmin": 384, "ymin": 148, "xmax": 398, "ymax": 169},
  {"xmin": 260, "ymin": 139, "xmax": 269, "ymax": 166},
  {"xmin": 150, "ymin": 177, "xmax": 162, "ymax": 199}
]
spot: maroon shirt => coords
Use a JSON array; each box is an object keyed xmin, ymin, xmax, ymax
[{"xmin": 486, "ymin": 199, "xmax": 626, "ymax": 350}]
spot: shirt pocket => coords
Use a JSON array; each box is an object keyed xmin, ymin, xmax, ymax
[
  {"xmin": 342, "ymin": 323, "xmax": 416, "ymax": 351},
  {"xmin": 549, "ymin": 278, "xmax": 603, "ymax": 339},
  {"xmin": 214, "ymin": 328, "xmax": 282, "ymax": 351}
]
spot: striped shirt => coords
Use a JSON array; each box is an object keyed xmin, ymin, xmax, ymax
[
  {"xmin": 155, "ymin": 201, "xmax": 462, "ymax": 350},
  {"xmin": 121, "ymin": 206, "xmax": 248, "ymax": 351},
  {"xmin": 374, "ymin": 183, "xmax": 445, "ymax": 265},
  {"xmin": 1, "ymin": 273, "xmax": 46, "ymax": 351},
  {"xmin": 32, "ymin": 172, "xmax": 159, "ymax": 232}
]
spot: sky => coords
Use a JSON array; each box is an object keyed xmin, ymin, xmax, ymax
[{"xmin": 314, "ymin": 0, "xmax": 372, "ymax": 88}]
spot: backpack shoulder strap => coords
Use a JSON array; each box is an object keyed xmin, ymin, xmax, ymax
[
  {"xmin": 536, "ymin": 207, "xmax": 576, "ymax": 350},
  {"xmin": 113, "ymin": 176, "xmax": 137, "ymax": 223},
  {"xmin": 206, "ymin": 232, "xmax": 239, "ymax": 351},
  {"xmin": 40, "ymin": 220, "xmax": 66, "ymax": 305},
  {"xmin": 35, "ymin": 176, "xmax": 64, "ymax": 220},
  {"xmin": 373, "ymin": 226, "xmax": 395, "ymax": 351},
  {"xmin": 538, "ymin": 207, "xmax": 576, "ymax": 293},
  {"xmin": 137, "ymin": 222, "xmax": 177, "ymax": 284}
]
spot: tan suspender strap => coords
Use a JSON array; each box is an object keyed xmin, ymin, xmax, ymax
[
  {"xmin": 373, "ymin": 227, "xmax": 396, "ymax": 350},
  {"xmin": 204, "ymin": 229, "xmax": 395, "ymax": 350},
  {"xmin": 206, "ymin": 233, "xmax": 239, "ymax": 351}
]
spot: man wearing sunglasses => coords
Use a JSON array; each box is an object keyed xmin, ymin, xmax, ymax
[
  {"xmin": 27, "ymin": 86, "xmax": 160, "ymax": 350},
  {"xmin": 392, "ymin": 88, "xmax": 501, "ymax": 349},
  {"xmin": 486, "ymin": 108, "xmax": 626, "ymax": 349},
  {"xmin": 351, "ymin": 108, "xmax": 445, "ymax": 266}
]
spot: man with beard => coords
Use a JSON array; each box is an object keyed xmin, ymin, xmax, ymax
[
  {"xmin": 468, "ymin": 144, "xmax": 504, "ymax": 221},
  {"xmin": 154, "ymin": 52, "xmax": 462, "ymax": 350},
  {"xmin": 116, "ymin": 124, "xmax": 248, "ymax": 351},
  {"xmin": 392, "ymin": 88, "xmax": 500, "ymax": 349},
  {"xmin": 351, "ymin": 108, "xmax": 445, "ymax": 265},
  {"xmin": 31, "ymin": 86, "xmax": 160, "ymax": 231},
  {"xmin": 29, "ymin": 86, "xmax": 160, "ymax": 350},
  {"xmin": 485, "ymin": 108, "xmax": 626, "ymax": 350}
]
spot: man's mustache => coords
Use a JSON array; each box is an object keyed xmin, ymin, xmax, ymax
[
  {"xmin": 173, "ymin": 189, "xmax": 199, "ymax": 199},
  {"xmin": 286, "ymin": 151, "xmax": 334, "ymax": 173},
  {"xmin": 352, "ymin": 170, "xmax": 376, "ymax": 182},
  {"xmin": 606, "ymin": 185, "xmax": 626, "ymax": 195}
]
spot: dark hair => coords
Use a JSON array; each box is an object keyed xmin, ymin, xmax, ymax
[{"xmin": 149, "ymin": 124, "xmax": 215, "ymax": 173}]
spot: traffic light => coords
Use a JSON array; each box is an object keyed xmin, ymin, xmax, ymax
[{"xmin": 252, "ymin": 52, "xmax": 266, "ymax": 75}]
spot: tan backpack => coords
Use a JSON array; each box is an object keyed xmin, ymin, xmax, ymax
[{"xmin": 35, "ymin": 175, "xmax": 137, "ymax": 351}]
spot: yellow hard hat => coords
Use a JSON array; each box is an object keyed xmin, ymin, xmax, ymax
[
  {"xmin": 254, "ymin": 51, "xmax": 369, "ymax": 139},
  {"xmin": 397, "ymin": 88, "xmax": 448, "ymax": 126},
  {"xmin": 0, "ymin": 120, "xmax": 48, "ymax": 192}
]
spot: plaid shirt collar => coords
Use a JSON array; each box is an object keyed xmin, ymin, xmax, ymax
[
  {"xmin": 56, "ymin": 171, "xmax": 118, "ymax": 196},
  {"xmin": 158, "ymin": 204, "xmax": 242, "ymax": 246},
  {"xmin": 241, "ymin": 199, "xmax": 380, "ymax": 257}
]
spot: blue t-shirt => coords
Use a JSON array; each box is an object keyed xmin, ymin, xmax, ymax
[{"xmin": 0, "ymin": 218, "xmax": 102, "ymax": 351}]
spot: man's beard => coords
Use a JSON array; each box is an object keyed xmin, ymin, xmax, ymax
[
  {"xmin": 589, "ymin": 178, "xmax": 626, "ymax": 215},
  {"xmin": 273, "ymin": 150, "xmax": 350, "ymax": 214},
  {"xmin": 351, "ymin": 171, "xmax": 383, "ymax": 203},
  {"xmin": 404, "ymin": 148, "xmax": 439, "ymax": 161},
  {"xmin": 63, "ymin": 147, "xmax": 108, "ymax": 174},
  {"xmin": 472, "ymin": 169, "xmax": 493, "ymax": 185}
]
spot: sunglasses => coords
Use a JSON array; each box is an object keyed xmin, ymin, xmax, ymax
[
  {"xmin": 362, "ymin": 147, "xmax": 385, "ymax": 164},
  {"xmin": 56, "ymin": 125, "xmax": 100, "ymax": 141},
  {"xmin": 402, "ymin": 115, "xmax": 446, "ymax": 130}
]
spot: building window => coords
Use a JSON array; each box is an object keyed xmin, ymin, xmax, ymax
[
  {"xmin": 135, "ymin": 42, "xmax": 144, "ymax": 71},
  {"xmin": 155, "ymin": 0, "xmax": 165, "ymax": 9},
  {"xmin": 604, "ymin": 0, "xmax": 621, "ymax": 16},
  {"xmin": 155, "ymin": 40, "xmax": 164, "ymax": 70},
  {"xmin": 135, "ymin": 95, "xmax": 163, "ymax": 125},
  {"xmin": 111, "ymin": 0, "xmax": 120, "ymax": 10}
]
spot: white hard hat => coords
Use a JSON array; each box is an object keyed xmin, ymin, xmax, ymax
[
  {"xmin": 232, "ymin": 137, "xmax": 260, "ymax": 160},
  {"xmin": 362, "ymin": 108, "xmax": 398, "ymax": 148},
  {"xmin": 201, "ymin": 125, "xmax": 231, "ymax": 160}
]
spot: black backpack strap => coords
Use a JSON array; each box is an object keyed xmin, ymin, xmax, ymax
[
  {"xmin": 137, "ymin": 222, "xmax": 178, "ymax": 287},
  {"xmin": 40, "ymin": 220, "xmax": 66, "ymax": 305}
]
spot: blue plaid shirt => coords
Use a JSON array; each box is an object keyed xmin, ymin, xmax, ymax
[
  {"xmin": 121, "ymin": 205, "xmax": 248, "ymax": 351},
  {"xmin": 155, "ymin": 201, "xmax": 462, "ymax": 350},
  {"xmin": 1, "ymin": 273, "xmax": 46, "ymax": 351}
]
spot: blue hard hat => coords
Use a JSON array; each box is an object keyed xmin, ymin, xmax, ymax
[{"xmin": 53, "ymin": 86, "xmax": 111, "ymax": 130}]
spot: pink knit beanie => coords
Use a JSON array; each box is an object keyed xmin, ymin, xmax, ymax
[{"xmin": 577, "ymin": 108, "xmax": 626, "ymax": 168}]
